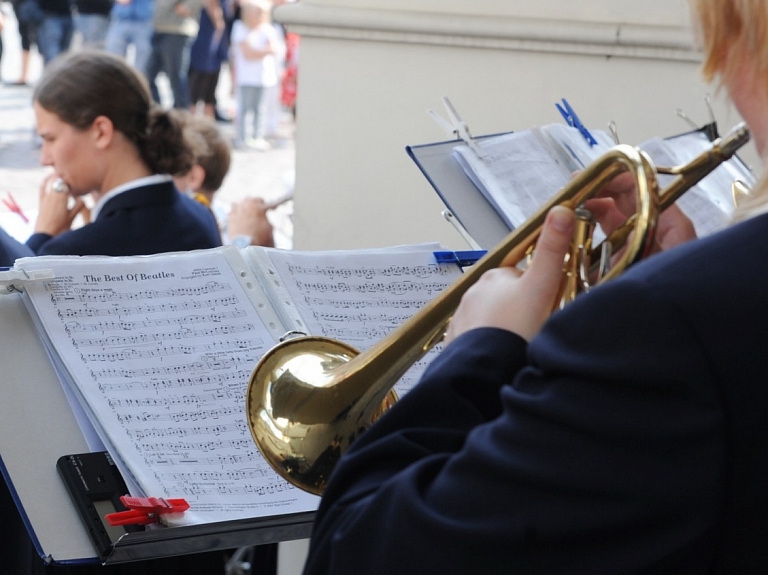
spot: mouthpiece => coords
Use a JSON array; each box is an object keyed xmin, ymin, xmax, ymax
[
  {"xmin": 52, "ymin": 179, "xmax": 70, "ymax": 194},
  {"xmin": 720, "ymin": 122, "xmax": 750, "ymax": 159}
]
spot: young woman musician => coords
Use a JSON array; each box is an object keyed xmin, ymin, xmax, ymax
[
  {"xmin": 23, "ymin": 50, "xmax": 221, "ymax": 261},
  {"xmin": 302, "ymin": 1, "xmax": 767, "ymax": 573}
]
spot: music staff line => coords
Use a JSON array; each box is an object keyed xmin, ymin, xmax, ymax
[
  {"xmin": 311, "ymin": 310, "xmax": 414, "ymax": 325},
  {"xmin": 160, "ymin": 466, "xmax": 271, "ymax": 482},
  {"xmin": 164, "ymin": 481, "xmax": 293, "ymax": 498},
  {"xmin": 108, "ymin": 389, "xmax": 241, "ymax": 409},
  {"xmin": 55, "ymin": 295, "xmax": 239, "ymax": 319},
  {"xmin": 302, "ymin": 295, "xmax": 441, "ymax": 310},
  {"xmin": 126, "ymin": 420, "xmax": 250, "ymax": 440},
  {"xmin": 63, "ymin": 310, "xmax": 249, "ymax": 334},
  {"xmin": 98, "ymin": 371, "xmax": 252, "ymax": 393},
  {"xmin": 144, "ymin": 451, "xmax": 260, "ymax": 467},
  {"xmin": 80, "ymin": 338, "xmax": 262, "ymax": 363},
  {"xmin": 92, "ymin": 365, "xmax": 253, "ymax": 381},
  {"xmin": 137, "ymin": 438, "xmax": 254, "ymax": 454},
  {"xmin": 49, "ymin": 281, "xmax": 231, "ymax": 303},
  {"xmin": 116, "ymin": 404, "xmax": 242, "ymax": 424},
  {"xmin": 285, "ymin": 263, "xmax": 455, "ymax": 280},
  {"xmin": 71, "ymin": 323, "xmax": 255, "ymax": 349},
  {"xmin": 294, "ymin": 280, "xmax": 451, "ymax": 296}
]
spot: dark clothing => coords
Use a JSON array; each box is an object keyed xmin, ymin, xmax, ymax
[
  {"xmin": 39, "ymin": 0, "xmax": 72, "ymax": 17},
  {"xmin": 304, "ymin": 212, "xmax": 768, "ymax": 574},
  {"xmin": 25, "ymin": 180, "xmax": 221, "ymax": 257},
  {"xmin": 188, "ymin": 68, "xmax": 220, "ymax": 104},
  {"xmin": 12, "ymin": 0, "xmax": 40, "ymax": 50},
  {"xmin": 37, "ymin": 0, "xmax": 73, "ymax": 63},
  {"xmin": 73, "ymin": 0, "xmax": 111, "ymax": 16},
  {"xmin": 189, "ymin": 0, "xmax": 229, "ymax": 74},
  {"xmin": 0, "ymin": 227, "xmax": 34, "ymax": 265}
]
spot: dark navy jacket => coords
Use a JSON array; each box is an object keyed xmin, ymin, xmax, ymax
[
  {"xmin": 0, "ymin": 227, "xmax": 34, "ymax": 266},
  {"xmin": 304, "ymin": 213, "xmax": 768, "ymax": 574},
  {"xmin": 25, "ymin": 180, "xmax": 221, "ymax": 257}
]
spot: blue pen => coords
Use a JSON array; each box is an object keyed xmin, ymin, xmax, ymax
[{"xmin": 556, "ymin": 98, "xmax": 598, "ymax": 147}]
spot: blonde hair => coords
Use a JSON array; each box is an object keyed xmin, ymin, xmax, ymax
[
  {"xmin": 689, "ymin": 0, "xmax": 768, "ymax": 221},
  {"xmin": 240, "ymin": 0, "xmax": 272, "ymax": 21}
]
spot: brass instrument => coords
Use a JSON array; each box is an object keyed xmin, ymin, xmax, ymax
[{"xmin": 246, "ymin": 123, "xmax": 751, "ymax": 495}]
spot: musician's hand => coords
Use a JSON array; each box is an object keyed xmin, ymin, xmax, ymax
[
  {"xmin": 228, "ymin": 197, "xmax": 275, "ymax": 247},
  {"xmin": 583, "ymin": 172, "xmax": 697, "ymax": 254},
  {"xmin": 444, "ymin": 206, "xmax": 575, "ymax": 344},
  {"xmin": 34, "ymin": 175, "xmax": 87, "ymax": 237}
]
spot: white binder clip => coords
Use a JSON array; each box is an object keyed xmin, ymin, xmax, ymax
[
  {"xmin": 427, "ymin": 96, "xmax": 486, "ymax": 158},
  {"xmin": 0, "ymin": 268, "xmax": 55, "ymax": 294}
]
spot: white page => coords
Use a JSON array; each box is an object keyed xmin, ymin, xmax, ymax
[
  {"xmin": 453, "ymin": 131, "xmax": 572, "ymax": 228},
  {"xmin": 17, "ymin": 248, "xmax": 319, "ymax": 526},
  {"xmin": 538, "ymin": 123, "xmax": 614, "ymax": 169},
  {"xmin": 262, "ymin": 246, "xmax": 465, "ymax": 397},
  {"xmin": 640, "ymin": 136, "xmax": 734, "ymax": 237}
]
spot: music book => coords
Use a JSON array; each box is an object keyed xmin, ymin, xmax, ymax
[
  {"xmin": 9, "ymin": 244, "xmax": 465, "ymax": 531},
  {"xmin": 449, "ymin": 123, "xmax": 755, "ymax": 240}
]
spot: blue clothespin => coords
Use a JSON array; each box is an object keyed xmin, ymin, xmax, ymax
[
  {"xmin": 556, "ymin": 98, "xmax": 598, "ymax": 147},
  {"xmin": 433, "ymin": 250, "xmax": 487, "ymax": 267}
]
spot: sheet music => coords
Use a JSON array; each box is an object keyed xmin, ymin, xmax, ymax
[
  {"xmin": 639, "ymin": 134, "xmax": 755, "ymax": 237},
  {"xmin": 17, "ymin": 248, "xmax": 319, "ymax": 526},
  {"xmin": 263, "ymin": 246, "xmax": 465, "ymax": 397},
  {"xmin": 451, "ymin": 123, "xmax": 754, "ymax": 240},
  {"xmin": 452, "ymin": 130, "xmax": 573, "ymax": 229},
  {"xmin": 538, "ymin": 123, "xmax": 613, "ymax": 169}
]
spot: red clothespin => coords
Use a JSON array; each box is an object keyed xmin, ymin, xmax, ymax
[
  {"xmin": 2, "ymin": 192, "xmax": 29, "ymax": 224},
  {"xmin": 105, "ymin": 496, "xmax": 190, "ymax": 526}
]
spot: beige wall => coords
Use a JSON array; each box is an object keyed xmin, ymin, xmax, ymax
[
  {"xmin": 278, "ymin": 0, "xmax": 752, "ymax": 253},
  {"xmin": 303, "ymin": 0, "xmax": 691, "ymax": 24}
]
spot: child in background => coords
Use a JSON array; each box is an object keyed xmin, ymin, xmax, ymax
[
  {"xmin": 173, "ymin": 110, "xmax": 276, "ymax": 247},
  {"xmin": 230, "ymin": 0, "xmax": 278, "ymax": 151},
  {"xmin": 173, "ymin": 110, "xmax": 232, "ymax": 212}
]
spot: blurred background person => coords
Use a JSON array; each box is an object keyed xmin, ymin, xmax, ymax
[
  {"xmin": 187, "ymin": 0, "xmax": 231, "ymax": 118},
  {"xmin": 72, "ymin": 0, "xmax": 112, "ymax": 49},
  {"xmin": 258, "ymin": 0, "xmax": 285, "ymax": 141},
  {"xmin": 104, "ymin": 0, "xmax": 154, "ymax": 74},
  {"xmin": 230, "ymin": 0, "xmax": 276, "ymax": 150},
  {"xmin": 144, "ymin": 0, "xmax": 223, "ymax": 109},
  {"xmin": 9, "ymin": 0, "xmax": 42, "ymax": 83},
  {"xmin": 172, "ymin": 110, "xmax": 278, "ymax": 248},
  {"xmin": 37, "ymin": 0, "xmax": 73, "ymax": 65},
  {"xmin": 227, "ymin": 196, "xmax": 274, "ymax": 247}
]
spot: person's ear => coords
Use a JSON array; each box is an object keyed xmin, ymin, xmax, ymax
[
  {"xmin": 186, "ymin": 164, "xmax": 206, "ymax": 192},
  {"xmin": 91, "ymin": 115, "xmax": 116, "ymax": 150}
]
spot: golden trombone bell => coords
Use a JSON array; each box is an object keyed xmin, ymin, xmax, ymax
[{"xmin": 246, "ymin": 123, "xmax": 750, "ymax": 495}]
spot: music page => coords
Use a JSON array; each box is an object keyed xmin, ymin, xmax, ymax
[
  {"xmin": 258, "ymin": 246, "xmax": 465, "ymax": 397},
  {"xmin": 452, "ymin": 130, "xmax": 572, "ymax": 229},
  {"xmin": 640, "ymin": 133, "xmax": 756, "ymax": 237},
  {"xmin": 17, "ymin": 248, "xmax": 319, "ymax": 526}
]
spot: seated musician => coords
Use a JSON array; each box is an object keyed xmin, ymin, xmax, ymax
[
  {"xmin": 302, "ymin": 1, "xmax": 767, "ymax": 573},
  {"xmin": 24, "ymin": 50, "xmax": 221, "ymax": 261},
  {"xmin": 172, "ymin": 111, "xmax": 276, "ymax": 248}
]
